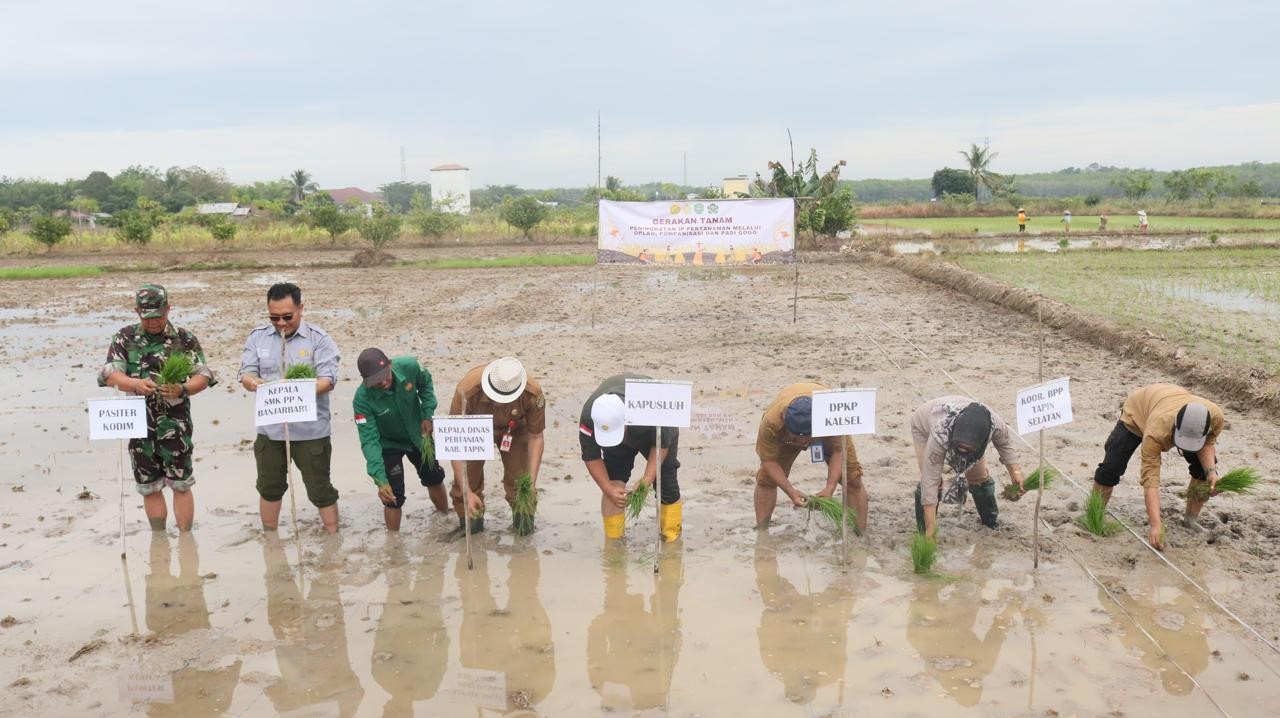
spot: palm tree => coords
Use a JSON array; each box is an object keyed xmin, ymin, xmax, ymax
[
  {"xmin": 286, "ymin": 169, "xmax": 318, "ymax": 204},
  {"xmin": 958, "ymin": 144, "xmax": 1002, "ymax": 203}
]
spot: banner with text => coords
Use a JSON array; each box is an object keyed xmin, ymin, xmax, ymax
[
  {"xmin": 598, "ymin": 199, "xmax": 795, "ymax": 265},
  {"xmin": 624, "ymin": 380, "xmax": 693, "ymax": 428},
  {"xmin": 1015, "ymin": 377, "xmax": 1074, "ymax": 434},
  {"xmin": 434, "ymin": 416, "xmax": 496, "ymax": 461},
  {"xmin": 88, "ymin": 397, "xmax": 149, "ymax": 440},
  {"xmin": 811, "ymin": 388, "xmax": 877, "ymax": 437},
  {"xmin": 255, "ymin": 380, "xmax": 317, "ymax": 427}
]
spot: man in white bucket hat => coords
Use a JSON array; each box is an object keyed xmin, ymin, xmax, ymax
[{"xmin": 448, "ymin": 357, "xmax": 546, "ymax": 533}]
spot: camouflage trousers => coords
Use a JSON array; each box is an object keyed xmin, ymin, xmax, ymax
[{"xmin": 128, "ymin": 415, "xmax": 195, "ymax": 496}]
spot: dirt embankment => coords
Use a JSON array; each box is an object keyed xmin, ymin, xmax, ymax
[{"xmin": 862, "ymin": 253, "xmax": 1280, "ymax": 415}]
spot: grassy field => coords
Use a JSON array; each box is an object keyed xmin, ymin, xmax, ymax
[
  {"xmin": 0, "ymin": 266, "xmax": 104, "ymax": 280},
  {"xmin": 861, "ymin": 216, "xmax": 1280, "ymax": 235},
  {"xmin": 953, "ymin": 247, "xmax": 1280, "ymax": 375}
]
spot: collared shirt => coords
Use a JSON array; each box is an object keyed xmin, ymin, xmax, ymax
[
  {"xmin": 238, "ymin": 319, "xmax": 340, "ymax": 440},
  {"xmin": 1120, "ymin": 384, "xmax": 1224, "ymax": 489},
  {"xmin": 448, "ymin": 365, "xmax": 545, "ymax": 439},
  {"xmin": 98, "ymin": 321, "xmax": 217, "ymax": 428},
  {"xmin": 352, "ymin": 356, "xmax": 437, "ymax": 486},
  {"xmin": 912, "ymin": 395, "xmax": 1018, "ymax": 506},
  {"xmin": 756, "ymin": 382, "xmax": 839, "ymax": 462},
  {"xmin": 577, "ymin": 373, "xmax": 676, "ymax": 461}
]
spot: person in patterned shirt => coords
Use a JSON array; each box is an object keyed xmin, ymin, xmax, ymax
[{"xmin": 98, "ymin": 284, "xmax": 216, "ymax": 531}]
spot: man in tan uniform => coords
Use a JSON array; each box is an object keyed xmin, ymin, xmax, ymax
[
  {"xmin": 1092, "ymin": 383, "xmax": 1225, "ymax": 550},
  {"xmin": 754, "ymin": 382, "xmax": 867, "ymax": 531},
  {"xmin": 449, "ymin": 356, "xmax": 546, "ymax": 533}
]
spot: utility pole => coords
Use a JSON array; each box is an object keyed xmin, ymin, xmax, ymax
[{"xmin": 400, "ymin": 146, "xmax": 407, "ymax": 182}]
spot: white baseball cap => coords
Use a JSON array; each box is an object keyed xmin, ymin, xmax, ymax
[
  {"xmin": 1173, "ymin": 402, "xmax": 1211, "ymax": 452},
  {"xmin": 480, "ymin": 357, "xmax": 527, "ymax": 404},
  {"xmin": 590, "ymin": 394, "xmax": 626, "ymax": 447}
]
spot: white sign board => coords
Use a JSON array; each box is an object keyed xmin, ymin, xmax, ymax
[
  {"xmin": 433, "ymin": 416, "xmax": 495, "ymax": 461},
  {"xmin": 624, "ymin": 380, "xmax": 693, "ymax": 428},
  {"xmin": 117, "ymin": 667, "xmax": 174, "ymax": 703},
  {"xmin": 811, "ymin": 388, "xmax": 877, "ymax": 437},
  {"xmin": 1015, "ymin": 377, "xmax": 1074, "ymax": 435},
  {"xmin": 88, "ymin": 397, "xmax": 149, "ymax": 440},
  {"xmin": 598, "ymin": 198, "xmax": 796, "ymax": 265},
  {"xmin": 254, "ymin": 379, "xmax": 317, "ymax": 427},
  {"xmin": 442, "ymin": 667, "xmax": 507, "ymax": 708}
]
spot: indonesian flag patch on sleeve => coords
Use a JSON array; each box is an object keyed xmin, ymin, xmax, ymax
[
  {"xmin": 579, "ymin": 423, "xmax": 593, "ymax": 437},
  {"xmin": 355, "ymin": 414, "xmax": 367, "ymax": 425}
]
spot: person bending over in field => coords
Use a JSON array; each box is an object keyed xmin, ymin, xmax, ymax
[
  {"xmin": 912, "ymin": 396, "xmax": 1024, "ymax": 539},
  {"xmin": 1091, "ymin": 383, "xmax": 1225, "ymax": 550},
  {"xmin": 754, "ymin": 383, "xmax": 867, "ymax": 531}
]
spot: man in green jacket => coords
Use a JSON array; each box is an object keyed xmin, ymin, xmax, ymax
[{"xmin": 353, "ymin": 348, "xmax": 447, "ymax": 530}]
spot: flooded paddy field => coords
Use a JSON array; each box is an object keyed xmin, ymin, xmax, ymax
[{"xmin": 2, "ymin": 259, "xmax": 1279, "ymax": 716}]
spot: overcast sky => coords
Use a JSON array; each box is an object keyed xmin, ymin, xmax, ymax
[{"xmin": 3, "ymin": 0, "xmax": 1278, "ymax": 189}]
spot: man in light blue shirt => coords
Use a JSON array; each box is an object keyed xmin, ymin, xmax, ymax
[{"xmin": 239, "ymin": 282, "xmax": 342, "ymax": 533}]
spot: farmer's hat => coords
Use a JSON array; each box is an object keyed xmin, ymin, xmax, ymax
[
  {"xmin": 1173, "ymin": 402, "xmax": 1211, "ymax": 452},
  {"xmin": 783, "ymin": 396, "xmax": 813, "ymax": 436},
  {"xmin": 135, "ymin": 284, "xmax": 169, "ymax": 318},
  {"xmin": 357, "ymin": 348, "xmax": 392, "ymax": 388},
  {"xmin": 590, "ymin": 393, "xmax": 626, "ymax": 447},
  {"xmin": 481, "ymin": 356, "xmax": 527, "ymax": 404}
]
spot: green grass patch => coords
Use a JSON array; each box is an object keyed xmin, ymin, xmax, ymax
[
  {"xmin": 1189, "ymin": 466, "xmax": 1260, "ymax": 501},
  {"xmin": 806, "ymin": 495, "xmax": 860, "ymax": 535},
  {"xmin": 911, "ymin": 532, "xmax": 938, "ymax": 575},
  {"xmin": 284, "ymin": 363, "xmax": 317, "ymax": 380},
  {"xmin": 626, "ymin": 480, "xmax": 651, "ymax": 520},
  {"xmin": 156, "ymin": 353, "xmax": 193, "ymax": 386},
  {"xmin": 401, "ymin": 254, "xmax": 595, "ymax": 270},
  {"xmin": 0, "ymin": 265, "xmax": 104, "ymax": 280},
  {"xmin": 862, "ymin": 215, "xmax": 1280, "ymax": 235},
  {"xmin": 1078, "ymin": 491, "xmax": 1122, "ymax": 537}
]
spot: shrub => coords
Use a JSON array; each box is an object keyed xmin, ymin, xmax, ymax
[{"xmin": 29, "ymin": 215, "xmax": 73, "ymax": 251}]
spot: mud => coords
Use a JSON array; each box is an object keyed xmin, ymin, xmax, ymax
[{"xmin": 1, "ymin": 259, "xmax": 1279, "ymax": 716}]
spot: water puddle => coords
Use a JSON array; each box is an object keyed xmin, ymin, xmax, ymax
[
  {"xmin": 1157, "ymin": 285, "xmax": 1280, "ymax": 317},
  {"xmin": 889, "ymin": 235, "xmax": 1250, "ymax": 256}
]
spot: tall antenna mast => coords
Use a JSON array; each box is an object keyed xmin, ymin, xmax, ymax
[
  {"xmin": 400, "ymin": 146, "xmax": 407, "ymax": 182},
  {"xmin": 596, "ymin": 110, "xmax": 602, "ymax": 191}
]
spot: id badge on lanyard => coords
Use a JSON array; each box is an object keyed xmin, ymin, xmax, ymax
[
  {"xmin": 809, "ymin": 443, "xmax": 824, "ymax": 463},
  {"xmin": 500, "ymin": 420, "xmax": 516, "ymax": 452}
]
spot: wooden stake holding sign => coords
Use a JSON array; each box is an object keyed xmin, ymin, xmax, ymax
[
  {"xmin": 810, "ymin": 388, "xmax": 877, "ymax": 564},
  {"xmin": 433, "ymin": 414, "xmax": 495, "ymax": 570},
  {"xmin": 253, "ymin": 363, "xmax": 318, "ymax": 538},
  {"xmin": 1014, "ymin": 376, "xmax": 1074, "ymax": 569},
  {"xmin": 623, "ymin": 379, "xmax": 693, "ymax": 574},
  {"xmin": 87, "ymin": 395, "xmax": 148, "ymax": 558}
]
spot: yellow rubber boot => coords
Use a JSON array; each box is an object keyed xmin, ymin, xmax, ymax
[
  {"xmin": 603, "ymin": 513, "xmax": 625, "ymax": 540},
  {"xmin": 659, "ymin": 500, "xmax": 683, "ymax": 542}
]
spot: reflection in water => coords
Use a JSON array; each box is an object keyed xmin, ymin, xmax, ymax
[
  {"xmin": 754, "ymin": 542, "xmax": 857, "ymax": 705},
  {"xmin": 263, "ymin": 535, "xmax": 365, "ymax": 716},
  {"xmin": 1098, "ymin": 583, "xmax": 1209, "ymax": 696},
  {"xmin": 905, "ymin": 573, "xmax": 1019, "ymax": 707},
  {"xmin": 456, "ymin": 548, "xmax": 557, "ymax": 713},
  {"xmin": 587, "ymin": 546, "xmax": 684, "ymax": 712},
  {"xmin": 144, "ymin": 532, "xmax": 242, "ymax": 717},
  {"xmin": 372, "ymin": 539, "xmax": 450, "ymax": 716}
]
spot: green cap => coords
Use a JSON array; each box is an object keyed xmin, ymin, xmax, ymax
[{"xmin": 135, "ymin": 284, "xmax": 169, "ymax": 318}]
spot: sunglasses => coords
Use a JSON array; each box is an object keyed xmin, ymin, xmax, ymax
[{"xmin": 268, "ymin": 313, "xmax": 296, "ymax": 323}]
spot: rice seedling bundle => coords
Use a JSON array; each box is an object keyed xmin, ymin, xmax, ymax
[
  {"xmin": 284, "ymin": 363, "xmax": 317, "ymax": 380},
  {"xmin": 1078, "ymin": 491, "xmax": 1121, "ymax": 537},
  {"xmin": 806, "ymin": 496, "xmax": 859, "ymax": 534},
  {"xmin": 156, "ymin": 353, "xmax": 193, "ymax": 386},
  {"xmin": 419, "ymin": 433, "xmax": 436, "ymax": 467},
  {"xmin": 1002, "ymin": 467, "xmax": 1057, "ymax": 502},
  {"xmin": 513, "ymin": 472, "xmax": 537, "ymax": 517},
  {"xmin": 626, "ymin": 480, "xmax": 651, "ymax": 520},
  {"xmin": 1188, "ymin": 467, "xmax": 1260, "ymax": 501},
  {"xmin": 911, "ymin": 532, "xmax": 938, "ymax": 575}
]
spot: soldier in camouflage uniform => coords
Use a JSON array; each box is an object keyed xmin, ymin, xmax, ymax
[{"xmin": 99, "ymin": 284, "xmax": 216, "ymax": 532}]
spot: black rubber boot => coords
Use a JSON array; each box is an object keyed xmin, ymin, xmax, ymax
[
  {"xmin": 969, "ymin": 479, "xmax": 999, "ymax": 529},
  {"xmin": 914, "ymin": 485, "xmax": 925, "ymax": 533}
]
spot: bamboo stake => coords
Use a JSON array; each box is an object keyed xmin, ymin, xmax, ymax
[
  {"xmin": 279, "ymin": 333, "xmax": 301, "ymax": 541},
  {"xmin": 461, "ymin": 393, "xmax": 473, "ymax": 570},
  {"xmin": 653, "ymin": 429, "xmax": 662, "ymax": 575},
  {"xmin": 840, "ymin": 437, "xmax": 849, "ymax": 566},
  {"xmin": 1033, "ymin": 297, "xmax": 1045, "ymax": 569}
]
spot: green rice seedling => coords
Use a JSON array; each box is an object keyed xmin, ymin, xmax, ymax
[
  {"xmin": 1023, "ymin": 466, "xmax": 1057, "ymax": 492},
  {"xmin": 911, "ymin": 532, "xmax": 938, "ymax": 575},
  {"xmin": 1078, "ymin": 491, "xmax": 1121, "ymax": 537},
  {"xmin": 626, "ymin": 480, "xmax": 651, "ymax": 520},
  {"xmin": 1188, "ymin": 467, "xmax": 1260, "ymax": 500},
  {"xmin": 806, "ymin": 496, "xmax": 860, "ymax": 535},
  {"xmin": 513, "ymin": 472, "xmax": 537, "ymax": 517},
  {"xmin": 156, "ymin": 353, "xmax": 193, "ymax": 386},
  {"xmin": 284, "ymin": 363, "xmax": 317, "ymax": 380}
]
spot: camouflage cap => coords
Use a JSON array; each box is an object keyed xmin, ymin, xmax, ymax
[{"xmin": 135, "ymin": 284, "xmax": 169, "ymax": 318}]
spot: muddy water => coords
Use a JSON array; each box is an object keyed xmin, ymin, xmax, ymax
[
  {"xmin": 3, "ymin": 263, "xmax": 1280, "ymax": 716},
  {"xmin": 887, "ymin": 233, "xmax": 1274, "ymax": 255}
]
